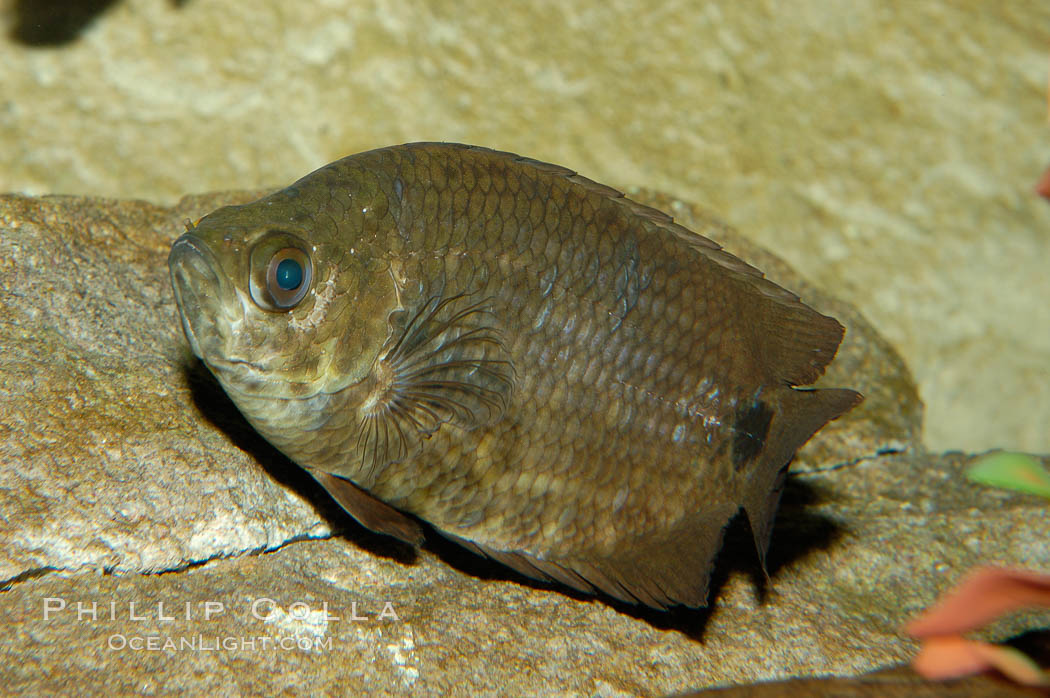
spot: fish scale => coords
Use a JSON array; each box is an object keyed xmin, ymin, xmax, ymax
[{"xmin": 169, "ymin": 142, "xmax": 861, "ymax": 609}]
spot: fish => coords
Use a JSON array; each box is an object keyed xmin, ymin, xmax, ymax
[{"xmin": 168, "ymin": 142, "xmax": 862, "ymax": 609}]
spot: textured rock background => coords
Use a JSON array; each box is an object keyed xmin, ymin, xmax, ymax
[
  {"xmin": 0, "ymin": 193, "xmax": 335, "ymax": 584},
  {"xmin": 0, "ymin": 0, "xmax": 1047, "ymax": 453},
  {"xmin": 1, "ymin": 192, "xmax": 1047, "ymax": 696}
]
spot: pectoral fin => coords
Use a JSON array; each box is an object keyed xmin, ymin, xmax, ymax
[{"xmin": 349, "ymin": 293, "xmax": 515, "ymax": 485}]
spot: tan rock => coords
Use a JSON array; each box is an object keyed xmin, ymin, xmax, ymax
[
  {"xmin": 0, "ymin": 192, "xmax": 329, "ymax": 583},
  {"xmin": 3, "ymin": 449, "xmax": 1048, "ymax": 695}
]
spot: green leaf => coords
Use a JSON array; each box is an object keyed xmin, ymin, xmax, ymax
[{"xmin": 967, "ymin": 452, "xmax": 1050, "ymax": 499}]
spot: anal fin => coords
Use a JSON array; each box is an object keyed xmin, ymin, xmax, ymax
[
  {"xmin": 440, "ymin": 504, "xmax": 739, "ymax": 609},
  {"xmin": 309, "ymin": 469, "xmax": 424, "ymax": 546}
]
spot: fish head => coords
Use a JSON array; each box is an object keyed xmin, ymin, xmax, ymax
[{"xmin": 168, "ymin": 188, "xmax": 399, "ymax": 403}]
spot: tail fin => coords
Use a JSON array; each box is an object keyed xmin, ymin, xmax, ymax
[{"xmin": 742, "ymin": 387, "xmax": 862, "ymax": 570}]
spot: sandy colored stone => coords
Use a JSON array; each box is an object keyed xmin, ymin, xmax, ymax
[
  {"xmin": 0, "ymin": 0, "xmax": 1047, "ymax": 454},
  {"xmin": 2, "ymin": 452, "xmax": 1047, "ymax": 696},
  {"xmin": 0, "ymin": 192, "xmax": 331, "ymax": 584},
  {"xmin": 681, "ymin": 666, "xmax": 1049, "ymax": 697}
]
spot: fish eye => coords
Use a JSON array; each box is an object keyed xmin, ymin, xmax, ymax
[
  {"xmin": 264, "ymin": 247, "xmax": 312, "ymax": 309},
  {"xmin": 274, "ymin": 257, "xmax": 303, "ymax": 291},
  {"xmin": 248, "ymin": 232, "xmax": 315, "ymax": 312}
]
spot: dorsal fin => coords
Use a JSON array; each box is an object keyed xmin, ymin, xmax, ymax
[
  {"xmin": 750, "ymin": 294, "xmax": 849, "ymax": 387},
  {"xmin": 501, "ymin": 143, "xmax": 849, "ymax": 387},
  {"xmin": 467, "ymin": 143, "xmax": 845, "ymax": 351}
]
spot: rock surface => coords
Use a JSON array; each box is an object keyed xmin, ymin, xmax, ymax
[
  {"xmin": 1, "ymin": 192, "xmax": 1047, "ymax": 695},
  {"xmin": 4, "ymin": 461, "xmax": 1049, "ymax": 698},
  {"xmin": 1, "ymin": 0, "xmax": 1047, "ymax": 454},
  {"xmin": 0, "ymin": 193, "xmax": 331, "ymax": 584},
  {"xmin": 681, "ymin": 666, "xmax": 1050, "ymax": 697}
]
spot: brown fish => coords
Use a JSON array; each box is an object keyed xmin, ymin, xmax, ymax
[{"xmin": 168, "ymin": 142, "xmax": 861, "ymax": 609}]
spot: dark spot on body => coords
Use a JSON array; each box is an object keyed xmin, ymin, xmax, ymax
[{"xmin": 731, "ymin": 400, "xmax": 773, "ymax": 470}]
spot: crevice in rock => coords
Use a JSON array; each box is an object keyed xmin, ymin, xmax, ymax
[
  {"xmin": 801, "ymin": 445, "xmax": 910, "ymax": 475},
  {"xmin": 0, "ymin": 531, "xmax": 334, "ymax": 592},
  {"xmin": 153, "ymin": 530, "xmax": 336, "ymax": 577},
  {"xmin": 0, "ymin": 565, "xmax": 59, "ymax": 592}
]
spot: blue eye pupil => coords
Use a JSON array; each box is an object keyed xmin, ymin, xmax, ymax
[{"xmin": 275, "ymin": 258, "xmax": 303, "ymax": 290}]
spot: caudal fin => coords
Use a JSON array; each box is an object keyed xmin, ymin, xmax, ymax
[{"xmin": 741, "ymin": 387, "xmax": 862, "ymax": 569}]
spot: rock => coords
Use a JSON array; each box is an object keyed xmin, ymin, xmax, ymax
[
  {"xmin": 2, "ymin": 192, "xmax": 1047, "ymax": 695},
  {"xmin": 679, "ymin": 666, "xmax": 1049, "ymax": 697},
  {"xmin": 3, "ymin": 449, "xmax": 1048, "ymax": 694},
  {"xmin": 0, "ymin": 192, "xmax": 330, "ymax": 584}
]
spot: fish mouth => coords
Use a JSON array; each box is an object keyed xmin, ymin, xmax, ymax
[{"xmin": 168, "ymin": 233, "xmax": 242, "ymax": 364}]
